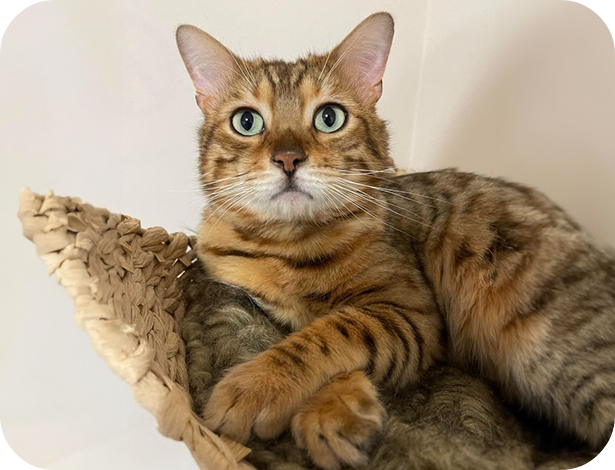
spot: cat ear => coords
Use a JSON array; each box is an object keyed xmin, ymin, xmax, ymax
[
  {"xmin": 329, "ymin": 12, "xmax": 394, "ymax": 103},
  {"xmin": 176, "ymin": 25, "xmax": 237, "ymax": 110}
]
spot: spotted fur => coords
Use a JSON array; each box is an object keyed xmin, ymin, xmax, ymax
[{"xmin": 177, "ymin": 12, "xmax": 615, "ymax": 469}]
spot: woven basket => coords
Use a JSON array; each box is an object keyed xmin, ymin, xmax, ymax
[{"xmin": 17, "ymin": 188, "xmax": 253, "ymax": 470}]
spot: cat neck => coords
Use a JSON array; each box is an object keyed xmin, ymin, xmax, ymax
[{"xmin": 197, "ymin": 204, "xmax": 385, "ymax": 258}]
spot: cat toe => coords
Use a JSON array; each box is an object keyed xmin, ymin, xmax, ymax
[{"xmin": 291, "ymin": 371, "xmax": 386, "ymax": 469}]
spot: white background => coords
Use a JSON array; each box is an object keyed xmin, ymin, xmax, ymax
[{"xmin": 1, "ymin": 0, "xmax": 614, "ymax": 469}]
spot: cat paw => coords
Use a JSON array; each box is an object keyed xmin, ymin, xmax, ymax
[
  {"xmin": 202, "ymin": 356, "xmax": 307, "ymax": 443},
  {"xmin": 291, "ymin": 371, "xmax": 386, "ymax": 470}
]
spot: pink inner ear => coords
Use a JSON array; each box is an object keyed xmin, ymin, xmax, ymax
[
  {"xmin": 354, "ymin": 47, "xmax": 390, "ymax": 87},
  {"xmin": 332, "ymin": 13, "xmax": 394, "ymax": 100},
  {"xmin": 176, "ymin": 25, "xmax": 237, "ymax": 103},
  {"xmin": 191, "ymin": 56, "xmax": 233, "ymax": 96}
]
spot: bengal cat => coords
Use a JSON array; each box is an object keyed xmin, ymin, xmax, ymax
[{"xmin": 176, "ymin": 12, "xmax": 615, "ymax": 469}]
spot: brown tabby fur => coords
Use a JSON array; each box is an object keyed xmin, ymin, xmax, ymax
[
  {"xmin": 181, "ymin": 263, "xmax": 597, "ymax": 469},
  {"xmin": 177, "ymin": 12, "xmax": 615, "ymax": 470}
]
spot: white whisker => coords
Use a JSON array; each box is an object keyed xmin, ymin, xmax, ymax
[
  {"xmin": 332, "ymin": 182, "xmax": 431, "ymax": 228},
  {"xmin": 320, "ymin": 169, "xmax": 453, "ymax": 205},
  {"xmin": 332, "ymin": 177, "xmax": 438, "ymax": 210},
  {"xmin": 336, "ymin": 167, "xmax": 398, "ymax": 175},
  {"xmin": 201, "ymin": 172, "xmax": 250, "ymax": 189},
  {"xmin": 317, "ymin": 50, "xmax": 333, "ymax": 84},
  {"xmin": 328, "ymin": 185, "xmax": 415, "ymax": 239},
  {"xmin": 202, "ymin": 185, "xmax": 259, "ymax": 240}
]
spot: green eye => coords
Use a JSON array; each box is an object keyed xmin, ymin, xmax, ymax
[
  {"xmin": 314, "ymin": 104, "xmax": 347, "ymax": 133},
  {"xmin": 231, "ymin": 109, "xmax": 265, "ymax": 136}
]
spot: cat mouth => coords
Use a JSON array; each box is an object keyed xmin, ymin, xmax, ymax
[{"xmin": 271, "ymin": 183, "xmax": 313, "ymax": 200}]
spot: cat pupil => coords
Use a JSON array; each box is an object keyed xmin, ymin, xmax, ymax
[
  {"xmin": 241, "ymin": 112, "xmax": 254, "ymax": 131},
  {"xmin": 322, "ymin": 107, "xmax": 336, "ymax": 127}
]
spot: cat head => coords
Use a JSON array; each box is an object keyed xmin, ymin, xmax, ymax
[{"xmin": 177, "ymin": 13, "xmax": 395, "ymax": 224}]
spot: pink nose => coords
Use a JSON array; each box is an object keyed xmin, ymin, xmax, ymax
[{"xmin": 272, "ymin": 151, "xmax": 307, "ymax": 175}]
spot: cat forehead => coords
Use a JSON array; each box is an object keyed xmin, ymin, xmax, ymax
[
  {"xmin": 232, "ymin": 56, "xmax": 345, "ymax": 112},
  {"xmin": 252, "ymin": 58, "xmax": 319, "ymax": 90}
]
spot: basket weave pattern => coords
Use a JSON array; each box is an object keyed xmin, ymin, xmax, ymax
[{"xmin": 18, "ymin": 188, "xmax": 252, "ymax": 470}]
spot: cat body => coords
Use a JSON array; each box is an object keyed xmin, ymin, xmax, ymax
[
  {"xmin": 176, "ymin": 12, "xmax": 615, "ymax": 469},
  {"xmin": 198, "ymin": 168, "xmax": 615, "ymax": 445}
]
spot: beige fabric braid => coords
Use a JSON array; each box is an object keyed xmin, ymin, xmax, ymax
[{"xmin": 17, "ymin": 188, "xmax": 253, "ymax": 470}]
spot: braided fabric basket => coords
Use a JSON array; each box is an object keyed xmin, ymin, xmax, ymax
[{"xmin": 17, "ymin": 188, "xmax": 253, "ymax": 470}]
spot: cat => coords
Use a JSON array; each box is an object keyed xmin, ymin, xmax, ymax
[{"xmin": 176, "ymin": 12, "xmax": 615, "ymax": 470}]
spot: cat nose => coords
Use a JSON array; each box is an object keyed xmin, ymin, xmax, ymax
[{"xmin": 271, "ymin": 151, "xmax": 307, "ymax": 176}]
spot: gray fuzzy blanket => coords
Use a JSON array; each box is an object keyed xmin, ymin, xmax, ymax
[{"xmin": 181, "ymin": 261, "xmax": 598, "ymax": 470}]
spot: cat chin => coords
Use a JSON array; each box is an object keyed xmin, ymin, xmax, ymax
[
  {"xmin": 247, "ymin": 195, "xmax": 329, "ymax": 224},
  {"xmin": 234, "ymin": 173, "xmax": 338, "ymax": 224},
  {"xmin": 262, "ymin": 203, "xmax": 323, "ymax": 224}
]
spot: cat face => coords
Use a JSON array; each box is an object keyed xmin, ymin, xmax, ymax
[{"xmin": 177, "ymin": 13, "xmax": 395, "ymax": 223}]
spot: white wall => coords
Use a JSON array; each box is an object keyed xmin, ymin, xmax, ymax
[
  {"xmin": 410, "ymin": 0, "xmax": 615, "ymax": 244},
  {"xmin": 1, "ymin": 0, "xmax": 614, "ymax": 468}
]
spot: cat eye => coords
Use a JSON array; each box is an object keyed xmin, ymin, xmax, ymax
[
  {"xmin": 314, "ymin": 104, "xmax": 347, "ymax": 133},
  {"xmin": 231, "ymin": 109, "xmax": 265, "ymax": 136}
]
